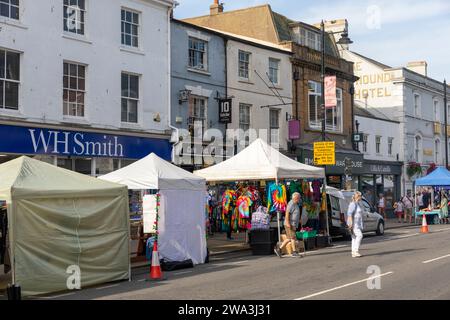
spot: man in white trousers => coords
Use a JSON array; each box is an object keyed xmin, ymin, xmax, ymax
[{"xmin": 347, "ymin": 191, "xmax": 364, "ymax": 258}]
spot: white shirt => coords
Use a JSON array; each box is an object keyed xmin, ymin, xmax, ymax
[
  {"xmin": 378, "ymin": 198, "xmax": 385, "ymax": 208},
  {"xmin": 395, "ymin": 201, "xmax": 404, "ymax": 212}
]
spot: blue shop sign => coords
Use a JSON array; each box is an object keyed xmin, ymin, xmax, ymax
[{"xmin": 0, "ymin": 124, "xmax": 172, "ymax": 160}]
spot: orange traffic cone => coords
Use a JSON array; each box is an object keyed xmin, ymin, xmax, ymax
[
  {"xmin": 148, "ymin": 241, "xmax": 165, "ymax": 281},
  {"xmin": 421, "ymin": 214, "xmax": 429, "ymax": 234}
]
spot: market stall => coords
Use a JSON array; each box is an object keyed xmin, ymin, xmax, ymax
[
  {"xmin": 99, "ymin": 153, "xmax": 207, "ymax": 265},
  {"xmin": 414, "ymin": 167, "xmax": 450, "ymax": 225},
  {"xmin": 194, "ymin": 139, "xmax": 327, "ymax": 254},
  {"xmin": 0, "ymin": 156, "xmax": 130, "ymax": 297}
]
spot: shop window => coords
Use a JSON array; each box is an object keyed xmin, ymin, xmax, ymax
[
  {"xmin": 121, "ymin": 72, "xmax": 139, "ymax": 123},
  {"xmin": 74, "ymin": 158, "xmax": 92, "ymax": 175},
  {"xmin": 57, "ymin": 158, "xmax": 73, "ymax": 170},
  {"xmin": 63, "ymin": 62, "xmax": 85, "ymax": 117},
  {"xmin": 0, "ymin": 49, "xmax": 20, "ymax": 110},
  {"xmin": 361, "ymin": 175, "xmax": 375, "ymax": 206},
  {"xmin": 120, "ymin": 159, "xmax": 135, "ymax": 168},
  {"xmin": 63, "ymin": 0, "xmax": 86, "ymax": 35},
  {"xmin": 0, "ymin": 0, "xmax": 19, "ymax": 20},
  {"xmin": 95, "ymin": 158, "xmax": 120, "ymax": 176},
  {"xmin": 121, "ymin": 8, "xmax": 140, "ymax": 48}
]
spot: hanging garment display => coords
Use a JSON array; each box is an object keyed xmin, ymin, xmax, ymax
[
  {"xmin": 251, "ymin": 206, "xmax": 270, "ymax": 230},
  {"xmin": 288, "ymin": 180, "xmax": 302, "ymax": 199},
  {"xmin": 312, "ymin": 180, "xmax": 323, "ymax": 202},
  {"xmin": 320, "ymin": 190, "xmax": 327, "ymax": 212},
  {"xmin": 236, "ymin": 195, "xmax": 252, "ymax": 219},
  {"xmin": 267, "ymin": 183, "xmax": 287, "ymax": 213},
  {"xmin": 222, "ymin": 189, "xmax": 237, "ymax": 215}
]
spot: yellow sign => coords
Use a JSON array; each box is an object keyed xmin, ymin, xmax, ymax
[{"xmin": 314, "ymin": 141, "xmax": 336, "ymax": 165}]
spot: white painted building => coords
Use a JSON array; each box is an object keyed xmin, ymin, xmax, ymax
[
  {"xmin": 0, "ymin": 0, "xmax": 173, "ymax": 175},
  {"xmin": 323, "ymin": 19, "xmax": 450, "ymax": 195},
  {"xmin": 221, "ymin": 32, "xmax": 293, "ymax": 152}
]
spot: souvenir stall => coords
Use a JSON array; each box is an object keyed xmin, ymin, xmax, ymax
[
  {"xmin": 99, "ymin": 153, "xmax": 208, "ymax": 265},
  {"xmin": 414, "ymin": 167, "xmax": 450, "ymax": 225},
  {"xmin": 0, "ymin": 157, "xmax": 130, "ymax": 297},
  {"xmin": 194, "ymin": 139, "xmax": 327, "ymax": 254}
]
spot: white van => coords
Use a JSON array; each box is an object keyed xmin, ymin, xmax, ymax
[{"xmin": 327, "ymin": 188, "xmax": 385, "ymax": 238}]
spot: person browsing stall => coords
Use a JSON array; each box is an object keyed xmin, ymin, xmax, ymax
[{"xmin": 275, "ymin": 193, "xmax": 302, "ymax": 258}]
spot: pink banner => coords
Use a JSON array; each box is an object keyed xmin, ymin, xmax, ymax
[
  {"xmin": 324, "ymin": 76, "xmax": 337, "ymax": 108},
  {"xmin": 288, "ymin": 120, "xmax": 300, "ymax": 140}
]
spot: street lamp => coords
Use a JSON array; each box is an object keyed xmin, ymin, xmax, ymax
[{"xmin": 320, "ymin": 21, "xmax": 353, "ymax": 142}]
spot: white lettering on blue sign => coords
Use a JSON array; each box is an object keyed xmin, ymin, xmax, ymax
[{"xmin": 28, "ymin": 129, "xmax": 124, "ymax": 157}]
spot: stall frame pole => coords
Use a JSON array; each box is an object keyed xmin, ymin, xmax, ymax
[
  {"xmin": 275, "ymin": 178, "xmax": 281, "ymax": 244},
  {"xmin": 323, "ymin": 178, "xmax": 331, "ymax": 244}
]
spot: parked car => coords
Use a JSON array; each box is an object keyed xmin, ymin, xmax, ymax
[{"xmin": 326, "ymin": 188, "xmax": 385, "ymax": 238}]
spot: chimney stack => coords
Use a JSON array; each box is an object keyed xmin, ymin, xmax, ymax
[
  {"xmin": 406, "ymin": 61, "xmax": 428, "ymax": 77},
  {"xmin": 210, "ymin": 0, "xmax": 224, "ymax": 15}
]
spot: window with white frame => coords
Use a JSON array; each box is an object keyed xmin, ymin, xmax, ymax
[
  {"xmin": 189, "ymin": 96, "xmax": 207, "ymax": 133},
  {"xmin": 325, "ymin": 88, "xmax": 342, "ymax": 132},
  {"xmin": 0, "ymin": 0, "xmax": 19, "ymax": 20},
  {"xmin": 121, "ymin": 72, "xmax": 139, "ymax": 123},
  {"xmin": 63, "ymin": 62, "xmax": 85, "ymax": 117},
  {"xmin": 447, "ymin": 104, "xmax": 450, "ymax": 124},
  {"xmin": 435, "ymin": 139, "xmax": 441, "ymax": 163},
  {"xmin": 363, "ymin": 134, "xmax": 369, "ymax": 153},
  {"xmin": 188, "ymin": 37, "xmax": 208, "ymax": 71},
  {"xmin": 0, "ymin": 49, "xmax": 20, "ymax": 110},
  {"xmin": 268, "ymin": 58, "xmax": 280, "ymax": 85},
  {"xmin": 239, "ymin": 103, "xmax": 251, "ymax": 146},
  {"xmin": 238, "ymin": 50, "xmax": 250, "ymax": 79},
  {"xmin": 388, "ymin": 137, "xmax": 394, "ymax": 156},
  {"xmin": 295, "ymin": 27, "xmax": 321, "ymax": 51},
  {"xmin": 433, "ymin": 99, "xmax": 440, "ymax": 122},
  {"xmin": 121, "ymin": 8, "xmax": 139, "ymax": 48},
  {"xmin": 375, "ymin": 136, "xmax": 381, "ymax": 154},
  {"xmin": 308, "ymin": 80, "xmax": 322, "ymax": 129},
  {"xmin": 414, "ymin": 93, "xmax": 421, "ymax": 117},
  {"xmin": 269, "ymin": 109, "xmax": 280, "ymax": 146},
  {"xmin": 415, "ymin": 135, "xmax": 422, "ymax": 162},
  {"xmin": 63, "ymin": 0, "xmax": 86, "ymax": 35}
]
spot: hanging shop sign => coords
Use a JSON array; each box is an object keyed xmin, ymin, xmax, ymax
[
  {"xmin": 219, "ymin": 98, "xmax": 232, "ymax": 124},
  {"xmin": 0, "ymin": 124, "xmax": 172, "ymax": 160},
  {"xmin": 324, "ymin": 76, "xmax": 337, "ymax": 108},
  {"xmin": 288, "ymin": 120, "xmax": 301, "ymax": 140},
  {"xmin": 313, "ymin": 141, "xmax": 336, "ymax": 165},
  {"xmin": 352, "ymin": 133, "xmax": 364, "ymax": 143}
]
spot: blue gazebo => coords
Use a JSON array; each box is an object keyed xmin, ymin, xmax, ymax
[{"xmin": 414, "ymin": 167, "xmax": 450, "ymax": 224}]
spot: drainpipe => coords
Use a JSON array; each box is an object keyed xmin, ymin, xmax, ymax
[{"xmin": 167, "ymin": 5, "xmax": 180, "ymax": 163}]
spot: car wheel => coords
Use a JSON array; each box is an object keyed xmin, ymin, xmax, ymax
[{"xmin": 376, "ymin": 221, "xmax": 385, "ymax": 236}]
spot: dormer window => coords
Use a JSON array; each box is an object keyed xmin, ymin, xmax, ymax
[{"xmin": 293, "ymin": 26, "xmax": 322, "ymax": 51}]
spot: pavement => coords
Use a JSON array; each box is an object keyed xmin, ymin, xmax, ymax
[{"xmin": 17, "ymin": 223, "xmax": 450, "ymax": 300}]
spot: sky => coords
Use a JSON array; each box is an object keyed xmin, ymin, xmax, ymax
[{"xmin": 174, "ymin": 0, "xmax": 450, "ymax": 82}]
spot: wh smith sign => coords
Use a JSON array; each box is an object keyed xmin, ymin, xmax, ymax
[{"xmin": 0, "ymin": 124, "xmax": 171, "ymax": 160}]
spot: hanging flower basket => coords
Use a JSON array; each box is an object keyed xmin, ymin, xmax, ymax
[
  {"xmin": 426, "ymin": 163, "xmax": 437, "ymax": 175},
  {"xmin": 407, "ymin": 162, "xmax": 422, "ymax": 178}
]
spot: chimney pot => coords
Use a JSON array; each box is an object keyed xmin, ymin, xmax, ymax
[{"xmin": 210, "ymin": 1, "xmax": 223, "ymax": 15}]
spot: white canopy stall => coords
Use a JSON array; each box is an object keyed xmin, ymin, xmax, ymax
[
  {"xmin": 99, "ymin": 153, "xmax": 207, "ymax": 265},
  {"xmin": 194, "ymin": 139, "xmax": 326, "ymax": 243}
]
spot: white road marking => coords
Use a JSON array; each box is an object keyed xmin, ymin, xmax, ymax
[
  {"xmin": 41, "ymin": 292, "xmax": 77, "ymax": 299},
  {"xmin": 95, "ymin": 284, "xmax": 120, "ymax": 290},
  {"xmin": 227, "ymin": 260, "xmax": 250, "ymax": 265},
  {"xmin": 331, "ymin": 245, "xmax": 348, "ymax": 249},
  {"xmin": 173, "ymin": 270, "xmax": 193, "ymax": 275},
  {"xmin": 137, "ymin": 278, "xmax": 146, "ymax": 282},
  {"xmin": 434, "ymin": 227, "xmax": 450, "ymax": 232},
  {"xmin": 294, "ymin": 272, "xmax": 394, "ymax": 300},
  {"xmin": 422, "ymin": 254, "xmax": 450, "ymax": 264}
]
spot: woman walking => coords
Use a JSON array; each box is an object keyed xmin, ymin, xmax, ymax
[
  {"xmin": 440, "ymin": 190, "xmax": 449, "ymax": 225},
  {"xmin": 347, "ymin": 191, "xmax": 364, "ymax": 258}
]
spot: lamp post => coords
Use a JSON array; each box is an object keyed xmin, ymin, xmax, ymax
[
  {"xmin": 445, "ymin": 79, "xmax": 448, "ymax": 168},
  {"xmin": 320, "ymin": 21, "xmax": 353, "ymax": 142}
]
